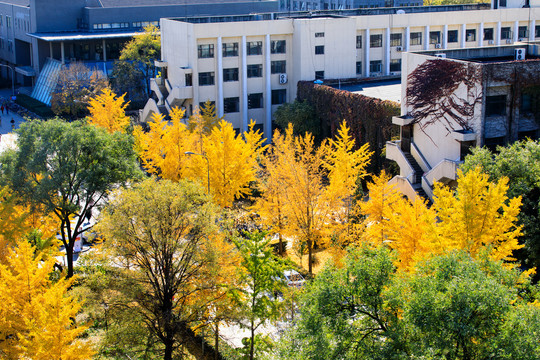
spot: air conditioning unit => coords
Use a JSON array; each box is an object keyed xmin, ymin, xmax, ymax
[
  {"xmin": 506, "ymin": 39, "xmax": 512, "ymax": 44},
  {"xmin": 435, "ymin": 43, "xmax": 442, "ymax": 49},
  {"xmin": 396, "ymin": 46, "xmax": 403, "ymax": 52},
  {"xmin": 515, "ymin": 48, "xmax": 526, "ymax": 60},
  {"xmin": 488, "ymin": 40, "xmax": 494, "ymax": 45},
  {"xmin": 390, "ymin": 72, "xmax": 400, "ymax": 76},
  {"xmin": 434, "ymin": 53, "xmax": 447, "ymax": 58},
  {"xmin": 279, "ymin": 73, "xmax": 288, "ymax": 84}
]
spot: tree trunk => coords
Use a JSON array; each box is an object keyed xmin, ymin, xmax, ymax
[
  {"xmin": 164, "ymin": 338, "xmax": 174, "ymax": 360},
  {"xmin": 308, "ymin": 238, "xmax": 313, "ymax": 276},
  {"xmin": 250, "ymin": 319, "xmax": 255, "ymax": 360},
  {"xmin": 65, "ymin": 244, "xmax": 74, "ymax": 278},
  {"xmin": 214, "ymin": 323, "xmax": 219, "ymax": 360}
]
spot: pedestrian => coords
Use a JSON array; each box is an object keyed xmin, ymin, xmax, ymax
[
  {"xmin": 10, "ymin": 118, "xmax": 14, "ymax": 130},
  {"xmin": 1, "ymin": 105, "xmax": 4, "ymax": 114},
  {"xmin": 6, "ymin": 105, "xmax": 9, "ymax": 114}
]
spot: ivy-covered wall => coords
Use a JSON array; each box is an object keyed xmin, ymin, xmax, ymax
[{"xmin": 297, "ymin": 81, "xmax": 400, "ymax": 173}]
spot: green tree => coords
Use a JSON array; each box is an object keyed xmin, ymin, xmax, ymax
[
  {"xmin": 233, "ymin": 231, "xmax": 290, "ymax": 360},
  {"xmin": 110, "ymin": 60, "xmax": 147, "ymax": 109},
  {"xmin": 461, "ymin": 140, "xmax": 540, "ymax": 274},
  {"xmin": 0, "ymin": 119, "xmax": 140, "ymax": 278},
  {"xmin": 97, "ymin": 178, "xmax": 230, "ymax": 360},
  {"xmin": 50, "ymin": 62, "xmax": 109, "ymax": 119},
  {"xmin": 120, "ymin": 25, "xmax": 161, "ymax": 95},
  {"xmin": 273, "ymin": 100, "xmax": 321, "ymax": 143},
  {"xmin": 274, "ymin": 247, "xmax": 540, "ymax": 360}
]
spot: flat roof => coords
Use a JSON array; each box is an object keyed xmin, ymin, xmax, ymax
[
  {"xmin": 28, "ymin": 31, "xmax": 143, "ymax": 42},
  {"xmin": 96, "ymin": 0, "xmax": 276, "ymax": 7},
  {"xmin": 338, "ymin": 79, "xmax": 402, "ymax": 103}
]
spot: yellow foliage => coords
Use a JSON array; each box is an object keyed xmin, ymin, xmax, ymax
[
  {"xmin": 0, "ymin": 240, "xmax": 94, "ymax": 359},
  {"xmin": 87, "ymin": 88, "xmax": 130, "ymax": 133}
]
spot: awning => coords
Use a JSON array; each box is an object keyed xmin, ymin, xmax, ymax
[{"xmin": 15, "ymin": 66, "xmax": 36, "ymax": 76}]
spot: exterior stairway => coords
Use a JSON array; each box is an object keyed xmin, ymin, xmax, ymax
[{"xmin": 403, "ymin": 152, "xmax": 432, "ymax": 204}]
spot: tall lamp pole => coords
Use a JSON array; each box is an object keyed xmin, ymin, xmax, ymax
[
  {"xmin": 0, "ymin": 64, "xmax": 15, "ymax": 97},
  {"xmin": 185, "ymin": 151, "xmax": 210, "ymax": 194}
]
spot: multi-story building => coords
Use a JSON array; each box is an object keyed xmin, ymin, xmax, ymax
[
  {"xmin": 278, "ymin": 0, "xmax": 422, "ymax": 11},
  {"xmin": 386, "ymin": 44, "xmax": 540, "ymax": 201},
  {"xmin": 0, "ymin": 0, "xmax": 279, "ymax": 92},
  {"xmin": 145, "ymin": 4, "xmax": 540, "ymax": 141}
]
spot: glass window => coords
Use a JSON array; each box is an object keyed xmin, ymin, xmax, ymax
[
  {"xmin": 223, "ymin": 68, "xmax": 239, "ymax": 82},
  {"xmin": 501, "ymin": 27, "xmax": 511, "ymax": 40},
  {"xmin": 271, "ymin": 60, "xmax": 286, "ymax": 74},
  {"xmin": 410, "ymin": 32, "xmax": 422, "ymax": 46},
  {"xmin": 248, "ymin": 93, "xmax": 264, "ymax": 109},
  {"xmin": 370, "ymin": 34, "xmax": 382, "ymax": 47},
  {"xmin": 315, "ymin": 45, "xmax": 324, "ymax": 55},
  {"xmin": 484, "ymin": 28, "xmax": 494, "ymax": 41},
  {"xmin": 518, "ymin": 26, "xmax": 527, "ymax": 38},
  {"xmin": 390, "ymin": 59, "xmax": 401, "ymax": 72},
  {"xmin": 6, "ymin": 16, "xmax": 11, "ymax": 28},
  {"xmin": 247, "ymin": 41, "xmax": 262, "ymax": 55},
  {"xmin": 429, "ymin": 31, "xmax": 440, "ymax": 44},
  {"xmin": 356, "ymin": 35, "xmax": 362, "ymax": 49},
  {"xmin": 247, "ymin": 64, "xmax": 262, "ymax": 78},
  {"xmin": 356, "ymin": 61, "xmax": 362, "ymax": 75},
  {"xmin": 271, "ymin": 40, "xmax": 286, "ymax": 54},
  {"xmin": 198, "ymin": 44, "xmax": 214, "ymax": 58},
  {"xmin": 466, "ymin": 29, "xmax": 476, "ymax": 42},
  {"xmin": 315, "ymin": 71, "xmax": 324, "ymax": 80},
  {"xmin": 536, "ymin": 25, "xmax": 540, "ymax": 38},
  {"xmin": 370, "ymin": 60, "xmax": 382, "ymax": 73},
  {"xmin": 271, "ymin": 89, "xmax": 286, "ymax": 105},
  {"xmin": 485, "ymin": 95, "xmax": 506, "ymax": 117},
  {"xmin": 198, "ymin": 72, "xmax": 215, "ymax": 86},
  {"xmin": 447, "ymin": 30, "xmax": 458, "ymax": 43},
  {"xmin": 390, "ymin": 33, "xmax": 402, "ymax": 47},
  {"xmin": 185, "ymin": 74, "xmax": 192, "ymax": 87},
  {"xmin": 224, "ymin": 97, "xmax": 240, "ymax": 113},
  {"xmin": 223, "ymin": 42, "xmax": 239, "ymax": 57},
  {"xmin": 521, "ymin": 94, "xmax": 532, "ymax": 113},
  {"xmin": 315, "ymin": 32, "xmax": 324, "ymax": 37}
]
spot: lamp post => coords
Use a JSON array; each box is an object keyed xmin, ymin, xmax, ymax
[
  {"xmin": 0, "ymin": 64, "xmax": 15, "ymax": 97},
  {"xmin": 185, "ymin": 151, "xmax": 210, "ymax": 194}
]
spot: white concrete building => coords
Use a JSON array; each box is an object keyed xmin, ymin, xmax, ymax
[
  {"xmin": 386, "ymin": 44, "xmax": 540, "ymax": 201},
  {"xmin": 144, "ymin": 4, "xmax": 540, "ymax": 141}
]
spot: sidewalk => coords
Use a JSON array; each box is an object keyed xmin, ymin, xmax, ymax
[{"xmin": 0, "ymin": 88, "xmax": 34, "ymax": 137}]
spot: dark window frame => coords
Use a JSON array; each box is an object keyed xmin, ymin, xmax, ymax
[
  {"xmin": 223, "ymin": 68, "xmax": 239, "ymax": 82},
  {"xmin": 247, "ymin": 41, "xmax": 263, "ymax": 55},
  {"xmin": 485, "ymin": 95, "xmax": 507, "ymax": 117},
  {"xmin": 271, "ymin": 89, "xmax": 287, "ymax": 105},
  {"xmin": 248, "ymin": 93, "xmax": 264, "ymax": 109},
  {"xmin": 271, "ymin": 40, "xmax": 286, "ymax": 54},
  {"xmin": 223, "ymin": 42, "xmax": 239, "ymax": 57},
  {"xmin": 271, "ymin": 60, "xmax": 286, "ymax": 74},
  {"xmin": 466, "ymin": 29, "xmax": 476, "ymax": 42},
  {"xmin": 429, "ymin": 31, "xmax": 441, "ymax": 45},
  {"xmin": 198, "ymin": 72, "xmax": 215, "ymax": 86},
  {"xmin": 315, "ymin": 45, "xmax": 325, "ymax": 55},
  {"xmin": 390, "ymin": 33, "xmax": 402, "ymax": 47},
  {"xmin": 224, "ymin": 97, "xmax": 240, "ymax": 113},
  {"xmin": 198, "ymin": 44, "xmax": 214, "ymax": 59},
  {"xmin": 410, "ymin": 32, "xmax": 422, "ymax": 45},
  {"xmin": 447, "ymin": 30, "xmax": 458, "ymax": 43},
  {"xmin": 356, "ymin": 35, "xmax": 362, "ymax": 49},
  {"xmin": 370, "ymin": 34, "xmax": 382, "ymax": 47},
  {"xmin": 247, "ymin": 64, "xmax": 263, "ymax": 78}
]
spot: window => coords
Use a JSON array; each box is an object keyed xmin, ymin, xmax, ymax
[
  {"xmin": 518, "ymin": 26, "xmax": 527, "ymax": 39},
  {"xmin": 390, "ymin": 59, "xmax": 401, "ymax": 72},
  {"xmin": 484, "ymin": 28, "xmax": 494, "ymax": 41},
  {"xmin": 501, "ymin": 27, "xmax": 511, "ymax": 40},
  {"xmin": 247, "ymin": 64, "xmax": 262, "ymax": 78},
  {"xmin": 370, "ymin": 34, "xmax": 382, "ymax": 47},
  {"xmin": 272, "ymin": 89, "xmax": 287, "ymax": 105},
  {"xmin": 247, "ymin": 41, "xmax": 262, "ymax": 55},
  {"xmin": 429, "ymin": 31, "xmax": 440, "ymax": 44},
  {"xmin": 499, "ymin": 0, "xmax": 507, "ymax": 6},
  {"xmin": 521, "ymin": 94, "xmax": 532, "ymax": 113},
  {"xmin": 315, "ymin": 71, "xmax": 324, "ymax": 80},
  {"xmin": 7, "ymin": 40, "xmax": 12, "ymax": 53},
  {"xmin": 356, "ymin": 35, "xmax": 362, "ymax": 49},
  {"xmin": 0, "ymin": 16, "xmax": 3, "ymax": 26},
  {"xmin": 447, "ymin": 30, "xmax": 458, "ymax": 43},
  {"xmin": 0, "ymin": 38, "xmax": 4, "ymax": 49},
  {"xmin": 466, "ymin": 29, "xmax": 476, "ymax": 42},
  {"xmin": 185, "ymin": 74, "xmax": 192, "ymax": 87},
  {"xmin": 271, "ymin": 40, "xmax": 286, "ymax": 54},
  {"xmin": 271, "ymin": 60, "xmax": 286, "ymax": 74},
  {"xmin": 485, "ymin": 95, "xmax": 506, "ymax": 117},
  {"xmin": 223, "ymin": 42, "xmax": 239, "ymax": 57},
  {"xmin": 536, "ymin": 25, "xmax": 540, "ymax": 38},
  {"xmin": 132, "ymin": 21, "xmax": 159, "ymax": 28},
  {"xmin": 356, "ymin": 61, "xmax": 362, "ymax": 75},
  {"xmin": 315, "ymin": 45, "xmax": 324, "ymax": 55},
  {"xmin": 6, "ymin": 16, "xmax": 11, "ymax": 28},
  {"xmin": 198, "ymin": 44, "xmax": 214, "ymax": 58},
  {"xmin": 223, "ymin": 68, "xmax": 239, "ymax": 82},
  {"xmin": 370, "ymin": 60, "xmax": 382, "ymax": 73},
  {"xmin": 198, "ymin": 72, "xmax": 215, "ymax": 86},
  {"xmin": 410, "ymin": 32, "xmax": 422, "ymax": 45},
  {"xmin": 315, "ymin": 32, "xmax": 324, "ymax": 37},
  {"xmin": 224, "ymin": 97, "xmax": 240, "ymax": 113},
  {"xmin": 248, "ymin": 93, "xmax": 264, "ymax": 109},
  {"xmin": 390, "ymin": 33, "xmax": 402, "ymax": 47}
]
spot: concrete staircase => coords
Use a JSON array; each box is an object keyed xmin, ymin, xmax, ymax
[{"xmin": 403, "ymin": 152, "xmax": 432, "ymax": 204}]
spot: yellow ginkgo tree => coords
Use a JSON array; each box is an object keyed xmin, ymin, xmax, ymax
[
  {"xmin": 87, "ymin": 88, "xmax": 130, "ymax": 133},
  {"xmin": 0, "ymin": 240, "xmax": 94, "ymax": 359}
]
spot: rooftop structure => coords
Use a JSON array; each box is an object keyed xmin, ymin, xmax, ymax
[{"xmin": 386, "ymin": 42, "xmax": 540, "ymax": 201}]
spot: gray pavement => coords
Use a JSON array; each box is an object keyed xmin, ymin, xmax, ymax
[{"xmin": 0, "ymin": 88, "xmax": 28, "ymax": 135}]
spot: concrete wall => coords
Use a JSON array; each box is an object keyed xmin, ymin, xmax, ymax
[{"xmin": 30, "ymin": 0, "xmax": 86, "ymax": 32}]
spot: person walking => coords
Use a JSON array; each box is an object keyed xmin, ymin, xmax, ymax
[
  {"xmin": 6, "ymin": 105, "xmax": 9, "ymax": 114},
  {"xmin": 1, "ymin": 105, "xmax": 4, "ymax": 114},
  {"xmin": 10, "ymin": 118, "xmax": 14, "ymax": 130}
]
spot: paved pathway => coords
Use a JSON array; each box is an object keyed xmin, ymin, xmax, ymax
[{"xmin": 0, "ymin": 88, "xmax": 38, "ymax": 150}]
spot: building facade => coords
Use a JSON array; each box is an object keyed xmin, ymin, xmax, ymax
[
  {"xmin": 146, "ymin": 5, "xmax": 540, "ymax": 141},
  {"xmin": 386, "ymin": 44, "xmax": 540, "ymax": 201}
]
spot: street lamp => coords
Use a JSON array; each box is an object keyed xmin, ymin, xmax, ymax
[
  {"xmin": 0, "ymin": 64, "xmax": 15, "ymax": 97},
  {"xmin": 185, "ymin": 151, "xmax": 210, "ymax": 194}
]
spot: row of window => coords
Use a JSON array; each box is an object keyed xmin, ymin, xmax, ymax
[
  {"xmin": 353, "ymin": 59, "xmax": 402, "ymax": 75},
  {"xmin": 0, "ymin": 38, "xmax": 13, "ymax": 52},
  {"xmin": 200, "ymin": 90, "xmax": 287, "ymax": 113},
  {"xmin": 485, "ymin": 94, "xmax": 534, "ymax": 117},
  {"xmin": 92, "ymin": 21, "xmax": 159, "ymax": 30},
  {"xmin": 198, "ymin": 40, "xmax": 286, "ymax": 59},
  {"xmin": 199, "ymin": 61, "xmax": 287, "ymax": 84},
  {"xmin": 355, "ymin": 25, "xmax": 540, "ymax": 48}
]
